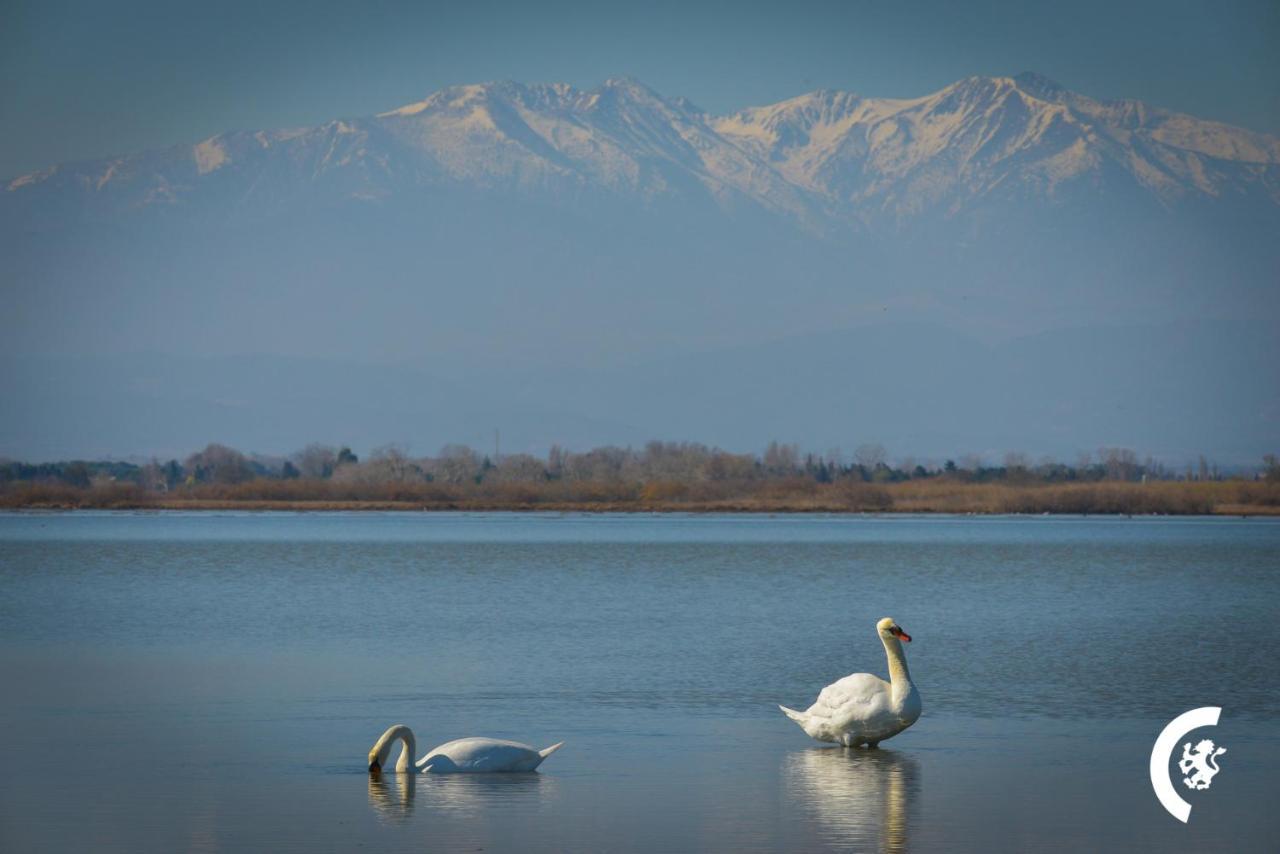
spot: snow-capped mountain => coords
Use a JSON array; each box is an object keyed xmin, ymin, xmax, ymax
[
  {"xmin": 7, "ymin": 74, "xmax": 1277, "ymax": 230},
  {"xmin": 714, "ymin": 73, "xmax": 1280, "ymax": 219}
]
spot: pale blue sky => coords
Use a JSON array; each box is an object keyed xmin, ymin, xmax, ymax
[{"xmin": 2, "ymin": 0, "xmax": 1277, "ymax": 178}]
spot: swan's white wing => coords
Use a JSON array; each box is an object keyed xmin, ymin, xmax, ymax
[
  {"xmin": 807, "ymin": 673, "xmax": 892, "ymax": 727},
  {"xmin": 418, "ymin": 737, "xmax": 543, "ymax": 773}
]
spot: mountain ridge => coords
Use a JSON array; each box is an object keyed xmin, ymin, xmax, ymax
[{"xmin": 8, "ymin": 74, "xmax": 1277, "ymax": 232}]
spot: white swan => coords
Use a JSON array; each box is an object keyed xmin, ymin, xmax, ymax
[
  {"xmin": 780, "ymin": 617, "xmax": 921, "ymax": 748},
  {"xmin": 367, "ymin": 724, "xmax": 564, "ymax": 774}
]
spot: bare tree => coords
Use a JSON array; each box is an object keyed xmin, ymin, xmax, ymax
[
  {"xmin": 369, "ymin": 444, "xmax": 418, "ymax": 482},
  {"xmin": 854, "ymin": 443, "xmax": 888, "ymax": 470},
  {"xmin": 640, "ymin": 441, "xmax": 715, "ymax": 481},
  {"xmin": 185, "ymin": 443, "xmax": 254, "ymax": 484},
  {"xmin": 139, "ymin": 459, "xmax": 168, "ymax": 493},
  {"xmin": 1101, "ymin": 448, "xmax": 1139, "ymax": 481},
  {"xmin": 707, "ymin": 451, "xmax": 756, "ymax": 481},
  {"xmin": 763, "ymin": 441, "xmax": 799, "ymax": 474},
  {"xmin": 1144, "ymin": 456, "xmax": 1168, "ymax": 481},
  {"xmin": 435, "ymin": 444, "xmax": 482, "ymax": 484},
  {"xmin": 329, "ymin": 445, "xmax": 422, "ymax": 485},
  {"xmin": 294, "ymin": 444, "xmax": 337, "ymax": 479},
  {"xmin": 563, "ymin": 446, "xmax": 629, "ymax": 481},
  {"xmin": 491, "ymin": 454, "xmax": 547, "ymax": 483},
  {"xmin": 1119, "ymin": 449, "xmax": 1140, "ymax": 480},
  {"xmin": 1004, "ymin": 451, "xmax": 1032, "ymax": 483},
  {"xmin": 547, "ymin": 444, "xmax": 566, "ymax": 479}
]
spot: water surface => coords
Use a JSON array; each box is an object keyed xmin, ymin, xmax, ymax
[{"xmin": 1, "ymin": 512, "xmax": 1276, "ymax": 851}]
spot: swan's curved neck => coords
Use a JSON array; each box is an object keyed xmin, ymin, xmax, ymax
[
  {"xmin": 881, "ymin": 635, "xmax": 913, "ymax": 698},
  {"xmin": 370, "ymin": 724, "xmax": 417, "ymax": 773}
]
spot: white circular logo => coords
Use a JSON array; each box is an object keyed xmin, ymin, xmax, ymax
[{"xmin": 1149, "ymin": 707, "xmax": 1226, "ymax": 823}]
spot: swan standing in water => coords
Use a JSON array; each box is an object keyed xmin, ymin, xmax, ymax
[
  {"xmin": 780, "ymin": 617, "xmax": 921, "ymax": 748},
  {"xmin": 367, "ymin": 724, "xmax": 564, "ymax": 774}
]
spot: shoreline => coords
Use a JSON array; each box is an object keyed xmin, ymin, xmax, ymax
[
  {"xmin": 5, "ymin": 478, "xmax": 1276, "ymax": 515},
  {"xmin": 4, "ymin": 498, "xmax": 1278, "ymax": 515}
]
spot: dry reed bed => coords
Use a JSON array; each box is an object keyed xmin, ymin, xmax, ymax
[{"xmin": 3, "ymin": 479, "xmax": 1278, "ymax": 514}]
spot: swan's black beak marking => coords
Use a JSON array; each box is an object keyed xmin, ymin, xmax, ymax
[{"xmin": 368, "ymin": 759, "xmax": 381, "ymax": 774}]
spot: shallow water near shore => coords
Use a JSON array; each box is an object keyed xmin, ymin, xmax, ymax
[{"xmin": 1, "ymin": 512, "xmax": 1277, "ymax": 852}]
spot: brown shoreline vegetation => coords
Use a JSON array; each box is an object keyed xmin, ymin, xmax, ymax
[{"xmin": 3, "ymin": 440, "xmax": 1278, "ymax": 515}]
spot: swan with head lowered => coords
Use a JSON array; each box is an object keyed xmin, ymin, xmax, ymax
[
  {"xmin": 367, "ymin": 724, "xmax": 564, "ymax": 774},
  {"xmin": 780, "ymin": 617, "xmax": 921, "ymax": 748}
]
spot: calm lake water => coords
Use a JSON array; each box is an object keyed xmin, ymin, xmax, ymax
[{"xmin": 1, "ymin": 512, "xmax": 1277, "ymax": 852}]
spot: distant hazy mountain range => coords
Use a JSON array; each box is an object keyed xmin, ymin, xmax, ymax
[
  {"xmin": 3, "ymin": 75, "xmax": 1277, "ymax": 463},
  {"xmin": 8, "ymin": 73, "xmax": 1279, "ymax": 227}
]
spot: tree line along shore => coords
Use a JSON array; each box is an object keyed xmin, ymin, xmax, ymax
[{"xmin": 3, "ymin": 442, "xmax": 1278, "ymax": 515}]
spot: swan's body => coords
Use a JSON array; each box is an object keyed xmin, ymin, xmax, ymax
[
  {"xmin": 417, "ymin": 737, "xmax": 560, "ymax": 773},
  {"xmin": 367, "ymin": 725, "xmax": 563, "ymax": 774},
  {"xmin": 780, "ymin": 617, "xmax": 921, "ymax": 748}
]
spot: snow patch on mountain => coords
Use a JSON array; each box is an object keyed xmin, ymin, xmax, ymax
[
  {"xmin": 7, "ymin": 165, "xmax": 56, "ymax": 192},
  {"xmin": 193, "ymin": 137, "xmax": 229, "ymax": 174}
]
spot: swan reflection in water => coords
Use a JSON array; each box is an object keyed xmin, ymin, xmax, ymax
[
  {"xmin": 367, "ymin": 770, "xmax": 416, "ymax": 823},
  {"xmin": 368, "ymin": 769, "xmax": 555, "ymax": 825},
  {"xmin": 783, "ymin": 747, "xmax": 920, "ymax": 853}
]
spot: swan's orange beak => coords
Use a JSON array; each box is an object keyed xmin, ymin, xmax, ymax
[{"xmin": 890, "ymin": 625, "xmax": 912, "ymax": 642}]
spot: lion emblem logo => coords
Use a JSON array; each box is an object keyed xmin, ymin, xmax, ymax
[{"xmin": 1177, "ymin": 739, "xmax": 1226, "ymax": 790}]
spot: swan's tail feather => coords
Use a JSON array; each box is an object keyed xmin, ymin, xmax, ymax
[
  {"xmin": 538, "ymin": 742, "xmax": 565, "ymax": 760},
  {"xmin": 779, "ymin": 704, "xmax": 808, "ymax": 724}
]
